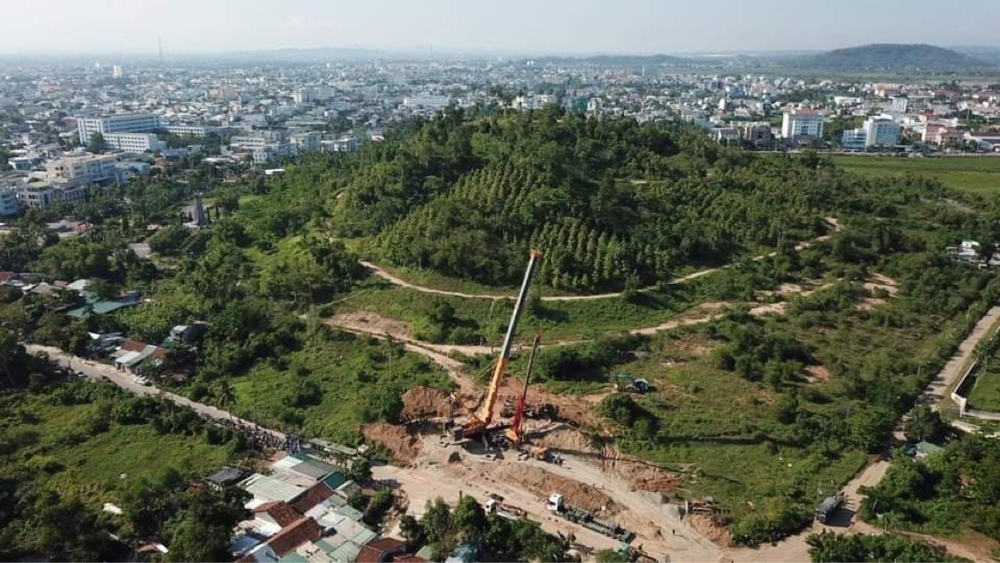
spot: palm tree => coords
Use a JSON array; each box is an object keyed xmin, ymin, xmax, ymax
[{"xmin": 215, "ymin": 380, "xmax": 237, "ymax": 424}]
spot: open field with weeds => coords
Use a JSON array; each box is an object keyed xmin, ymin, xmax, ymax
[{"xmin": 828, "ymin": 155, "xmax": 1000, "ymax": 196}]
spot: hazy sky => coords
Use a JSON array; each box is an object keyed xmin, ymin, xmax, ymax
[{"xmin": 3, "ymin": 0, "xmax": 999, "ymax": 55}]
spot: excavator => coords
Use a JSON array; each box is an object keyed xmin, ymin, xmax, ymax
[{"xmin": 452, "ymin": 250, "xmax": 542, "ymax": 442}]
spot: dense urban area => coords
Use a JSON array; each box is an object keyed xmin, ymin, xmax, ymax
[{"xmin": 5, "ymin": 41, "xmax": 1000, "ymax": 563}]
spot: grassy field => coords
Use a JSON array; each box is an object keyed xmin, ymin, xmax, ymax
[
  {"xmin": 225, "ymin": 327, "xmax": 453, "ymax": 444},
  {"xmin": 0, "ymin": 388, "xmax": 232, "ymax": 504},
  {"xmin": 967, "ymin": 368, "xmax": 1000, "ymax": 412},
  {"xmin": 829, "ymin": 155, "xmax": 1000, "ymax": 196}
]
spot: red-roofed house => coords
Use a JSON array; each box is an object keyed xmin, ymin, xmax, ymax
[
  {"xmin": 356, "ymin": 538, "xmax": 408, "ymax": 563},
  {"xmin": 291, "ymin": 481, "xmax": 335, "ymax": 514},
  {"xmin": 253, "ymin": 500, "xmax": 302, "ymax": 528},
  {"xmin": 265, "ymin": 517, "xmax": 323, "ymax": 557}
]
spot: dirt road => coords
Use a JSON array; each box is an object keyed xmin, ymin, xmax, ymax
[
  {"xmin": 917, "ymin": 305, "xmax": 1000, "ymax": 411},
  {"xmin": 360, "ymin": 223, "xmax": 840, "ymax": 303},
  {"xmin": 24, "ymin": 344, "xmax": 286, "ymax": 442}
]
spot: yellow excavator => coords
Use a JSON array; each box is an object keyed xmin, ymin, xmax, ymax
[{"xmin": 452, "ymin": 250, "xmax": 542, "ymax": 441}]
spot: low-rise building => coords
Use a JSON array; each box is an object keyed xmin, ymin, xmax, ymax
[
  {"xmin": 46, "ymin": 154, "xmax": 119, "ymax": 186},
  {"xmin": 17, "ymin": 182, "xmax": 89, "ymax": 209},
  {"xmin": 842, "ymin": 128, "xmax": 868, "ymax": 151}
]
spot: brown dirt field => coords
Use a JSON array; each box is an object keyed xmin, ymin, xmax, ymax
[
  {"xmin": 330, "ymin": 311, "xmax": 411, "ymax": 340},
  {"xmin": 362, "ymin": 423, "xmax": 423, "ymax": 463},
  {"xmin": 530, "ymin": 424, "xmax": 600, "ymax": 453},
  {"xmin": 489, "ymin": 463, "xmax": 619, "ymax": 515},
  {"xmin": 401, "ymin": 386, "xmax": 452, "ymax": 419},
  {"xmin": 860, "ymin": 273, "xmax": 899, "ymax": 310}
]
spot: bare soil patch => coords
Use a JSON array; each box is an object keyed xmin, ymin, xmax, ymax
[
  {"xmin": 330, "ymin": 311, "xmax": 411, "ymax": 340},
  {"xmin": 401, "ymin": 386, "xmax": 452, "ymax": 419},
  {"xmin": 362, "ymin": 423, "xmax": 423, "ymax": 463},
  {"xmin": 688, "ymin": 513, "xmax": 733, "ymax": 546},
  {"xmin": 805, "ymin": 365, "xmax": 833, "ymax": 384}
]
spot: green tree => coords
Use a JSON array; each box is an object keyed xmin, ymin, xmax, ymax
[
  {"xmin": 903, "ymin": 406, "xmax": 947, "ymax": 443},
  {"xmin": 87, "ymin": 132, "xmax": 105, "ymax": 153}
]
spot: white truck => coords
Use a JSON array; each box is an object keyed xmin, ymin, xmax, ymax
[{"xmin": 484, "ymin": 497, "xmax": 526, "ymax": 520}]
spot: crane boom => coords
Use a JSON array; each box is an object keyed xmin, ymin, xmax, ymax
[
  {"xmin": 460, "ymin": 250, "xmax": 542, "ymax": 438},
  {"xmin": 508, "ymin": 332, "xmax": 541, "ymax": 445}
]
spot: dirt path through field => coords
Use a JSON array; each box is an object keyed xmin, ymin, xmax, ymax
[{"xmin": 360, "ymin": 219, "xmax": 842, "ymax": 303}]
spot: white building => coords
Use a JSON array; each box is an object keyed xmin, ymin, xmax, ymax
[
  {"xmin": 252, "ymin": 143, "xmax": 297, "ymax": 165},
  {"xmin": 781, "ymin": 110, "xmax": 825, "ymax": 139},
  {"xmin": 102, "ymin": 133, "xmax": 165, "ymax": 153},
  {"xmin": 863, "ymin": 116, "xmax": 901, "ymax": 147},
  {"xmin": 890, "ymin": 96, "xmax": 909, "ymax": 114},
  {"xmin": 402, "ymin": 94, "xmax": 452, "ymax": 110},
  {"xmin": 46, "ymin": 154, "xmax": 119, "ymax": 186},
  {"xmin": 232, "ymin": 131, "xmax": 285, "ymax": 150},
  {"xmin": 112, "ymin": 65, "xmax": 123, "ymax": 79},
  {"xmin": 290, "ymin": 131, "xmax": 322, "ymax": 152},
  {"xmin": 77, "ymin": 113, "xmax": 161, "ymax": 144},
  {"xmin": 165, "ymin": 125, "xmax": 208, "ymax": 138},
  {"xmin": 17, "ymin": 182, "xmax": 90, "ymax": 209},
  {"xmin": 293, "ymin": 87, "xmax": 335, "ymax": 104},
  {"xmin": 0, "ymin": 185, "xmax": 18, "ymax": 216}
]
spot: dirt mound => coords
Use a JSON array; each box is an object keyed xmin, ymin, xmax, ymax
[
  {"xmin": 611, "ymin": 456, "xmax": 681, "ymax": 495},
  {"xmin": 402, "ymin": 386, "xmax": 452, "ymax": 419},
  {"xmin": 362, "ymin": 423, "xmax": 423, "ymax": 462},
  {"xmin": 531, "ymin": 424, "xmax": 600, "ymax": 453},
  {"xmin": 688, "ymin": 513, "xmax": 732, "ymax": 546},
  {"xmin": 491, "ymin": 463, "xmax": 617, "ymax": 514}
]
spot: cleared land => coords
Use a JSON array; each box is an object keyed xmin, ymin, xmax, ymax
[{"xmin": 829, "ymin": 155, "xmax": 1000, "ymax": 195}]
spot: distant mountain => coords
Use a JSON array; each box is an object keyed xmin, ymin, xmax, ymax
[
  {"xmin": 795, "ymin": 43, "xmax": 994, "ymax": 72},
  {"xmin": 950, "ymin": 46, "xmax": 1000, "ymax": 63}
]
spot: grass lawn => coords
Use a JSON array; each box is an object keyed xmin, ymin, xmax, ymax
[
  {"xmin": 225, "ymin": 328, "xmax": 453, "ymax": 444},
  {"xmin": 829, "ymin": 155, "xmax": 1000, "ymax": 196},
  {"xmin": 1, "ymin": 391, "xmax": 232, "ymax": 504},
  {"xmin": 967, "ymin": 368, "xmax": 1000, "ymax": 412}
]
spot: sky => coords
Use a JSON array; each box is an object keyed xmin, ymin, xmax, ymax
[{"xmin": 2, "ymin": 0, "xmax": 999, "ymax": 56}]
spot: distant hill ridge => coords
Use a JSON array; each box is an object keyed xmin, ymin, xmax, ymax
[{"xmin": 798, "ymin": 43, "xmax": 993, "ymax": 71}]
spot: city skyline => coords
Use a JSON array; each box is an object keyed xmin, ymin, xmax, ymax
[{"xmin": 3, "ymin": 0, "xmax": 999, "ymax": 56}]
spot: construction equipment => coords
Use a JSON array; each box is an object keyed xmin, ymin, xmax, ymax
[
  {"xmin": 547, "ymin": 494, "xmax": 634, "ymax": 542},
  {"xmin": 615, "ymin": 373, "xmax": 650, "ymax": 394},
  {"xmin": 453, "ymin": 250, "xmax": 542, "ymax": 441},
  {"xmin": 484, "ymin": 497, "xmax": 526, "ymax": 520},
  {"xmin": 506, "ymin": 332, "xmax": 541, "ymax": 446}
]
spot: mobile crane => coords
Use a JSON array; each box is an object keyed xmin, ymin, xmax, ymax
[{"xmin": 452, "ymin": 250, "xmax": 542, "ymax": 442}]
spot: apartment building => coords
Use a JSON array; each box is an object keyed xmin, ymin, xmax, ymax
[
  {"xmin": 0, "ymin": 185, "xmax": 19, "ymax": 216},
  {"xmin": 864, "ymin": 116, "xmax": 901, "ymax": 147},
  {"xmin": 102, "ymin": 133, "xmax": 165, "ymax": 153},
  {"xmin": 781, "ymin": 110, "xmax": 825, "ymax": 139},
  {"xmin": 252, "ymin": 143, "xmax": 297, "ymax": 165},
  {"xmin": 232, "ymin": 131, "xmax": 285, "ymax": 150},
  {"xmin": 77, "ymin": 113, "xmax": 161, "ymax": 143}
]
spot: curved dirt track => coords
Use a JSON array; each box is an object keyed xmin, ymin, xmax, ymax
[{"xmin": 360, "ymin": 219, "xmax": 841, "ymax": 303}]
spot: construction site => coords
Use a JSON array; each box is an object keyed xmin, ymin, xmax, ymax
[{"xmin": 362, "ymin": 251, "xmax": 730, "ymax": 562}]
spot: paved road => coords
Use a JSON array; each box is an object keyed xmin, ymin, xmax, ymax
[
  {"xmin": 360, "ymin": 221, "xmax": 840, "ymax": 303},
  {"xmin": 25, "ymin": 344, "xmax": 286, "ymax": 442}
]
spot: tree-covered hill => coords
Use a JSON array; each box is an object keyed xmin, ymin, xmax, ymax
[
  {"xmin": 268, "ymin": 107, "xmax": 956, "ymax": 294},
  {"xmin": 797, "ymin": 43, "xmax": 993, "ymax": 72}
]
